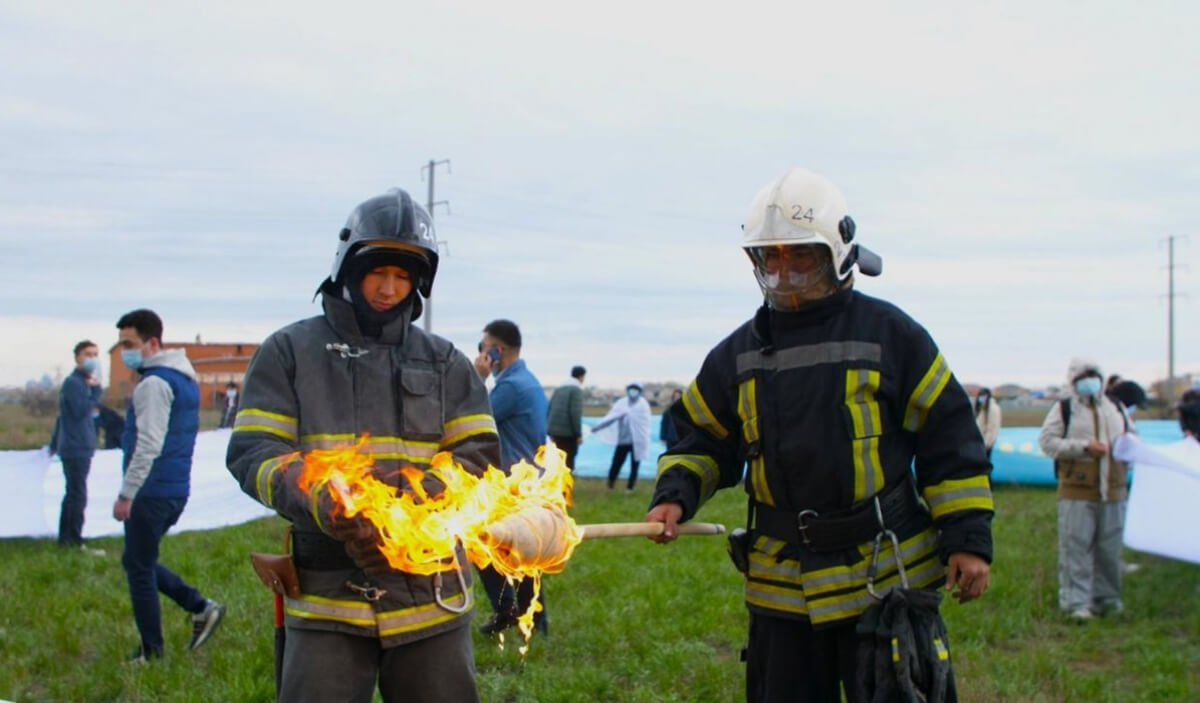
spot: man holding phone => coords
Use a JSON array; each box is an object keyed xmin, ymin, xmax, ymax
[{"xmin": 473, "ymin": 319, "xmax": 550, "ymax": 636}]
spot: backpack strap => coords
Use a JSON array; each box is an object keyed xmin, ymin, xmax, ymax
[{"xmin": 1059, "ymin": 397, "xmax": 1071, "ymax": 438}]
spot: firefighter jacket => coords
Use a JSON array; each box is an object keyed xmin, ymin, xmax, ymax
[
  {"xmin": 226, "ymin": 289, "xmax": 501, "ymax": 647},
  {"xmin": 652, "ymin": 289, "xmax": 994, "ymax": 628}
]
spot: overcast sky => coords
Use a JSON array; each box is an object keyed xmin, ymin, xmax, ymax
[{"xmin": 2, "ymin": 1, "xmax": 1196, "ymax": 391}]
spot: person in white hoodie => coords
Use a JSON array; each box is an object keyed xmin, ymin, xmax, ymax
[
  {"xmin": 1038, "ymin": 357, "xmax": 1132, "ymax": 622},
  {"xmin": 113, "ymin": 309, "xmax": 225, "ymax": 662}
]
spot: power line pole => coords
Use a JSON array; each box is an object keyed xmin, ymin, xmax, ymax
[
  {"xmin": 1168, "ymin": 234, "xmax": 1176, "ymax": 406},
  {"xmin": 1163, "ymin": 234, "xmax": 1190, "ymax": 408},
  {"xmin": 420, "ymin": 159, "xmax": 451, "ymax": 334}
]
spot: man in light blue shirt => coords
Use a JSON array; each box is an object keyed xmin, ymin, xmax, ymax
[{"xmin": 473, "ymin": 319, "xmax": 549, "ymax": 635}]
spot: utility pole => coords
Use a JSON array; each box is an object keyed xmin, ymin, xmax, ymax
[
  {"xmin": 420, "ymin": 159, "xmax": 451, "ymax": 334},
  {"xmin": 1168, "ymin": 235, "xmax": 1176, "ymax": 406}
]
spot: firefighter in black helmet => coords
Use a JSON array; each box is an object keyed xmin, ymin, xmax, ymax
[
  {"xmin": 645, "ymin": 168, "xmax": 993, "ymax": 703},
  {"xmin": 228, "ymin": 188, "xmax": 500, "ymax": 702}
]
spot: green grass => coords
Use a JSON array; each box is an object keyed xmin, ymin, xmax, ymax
[{"xmin": 0, "ymin": 481, "xmax": 1197, "ymax": 702}]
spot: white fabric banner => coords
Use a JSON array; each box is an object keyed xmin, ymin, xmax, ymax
[
  {"xmin": 1113, "ymin": 434, "xmax": 1200, "ymax": 565},
  {"xmin": 1, "ymin": 429, "xmax": 276, "ymax": 540}
]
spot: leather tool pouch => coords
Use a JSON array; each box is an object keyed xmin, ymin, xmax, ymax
[{"xmin": 250, "ymin": 527, "xmax": 301, "ymax": 599}]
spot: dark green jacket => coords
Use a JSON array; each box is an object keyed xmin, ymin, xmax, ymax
[{"xmin": 546, "ymin": 381, "xmax": 584, "ymax": 437}]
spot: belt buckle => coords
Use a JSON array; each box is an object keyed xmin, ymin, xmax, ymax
[
  {"xmin": 796, "ymin": 509, "xmax": 819, "ymax": 547},
  {"xmin": 345, "ymin": 580, "xmax": 387, "ymax": 602}
]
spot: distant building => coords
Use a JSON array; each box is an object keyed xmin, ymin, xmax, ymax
[{"xmin": 107, "ymin": 341, "xmax": 259, "ymax": 410}]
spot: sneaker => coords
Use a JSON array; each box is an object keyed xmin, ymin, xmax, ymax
[
  {"xmin": 127, "ymin": 645, "xmax": 163, "ymax": 665},
  {"xmin": 1068, "ymin": 607, "xmax": 1094, "ymax": 622},
  {"xmin": 478, "ymin": 610, "xmax": 519, "ymax": 635},
  {"xmin": 188, "ymin": 599, "xmax": 226, "ymax": 650}
]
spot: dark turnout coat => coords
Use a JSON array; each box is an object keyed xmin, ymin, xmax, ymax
[
  {"xmin": 227, "ymin": 291, "xmax": 500, "ymax": 647},
  {"xmin": 652, "ymin": 289, "xmax": 994, "ymax": 628}
]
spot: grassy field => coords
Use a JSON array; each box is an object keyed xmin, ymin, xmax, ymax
[{"xmin": 0, "ymin": 479, "xmax": 1196, "ymax": 702}]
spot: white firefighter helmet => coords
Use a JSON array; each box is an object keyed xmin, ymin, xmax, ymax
[{"xmin": 742, "ymin": 168, "xmax": 881, "ymax": 283}]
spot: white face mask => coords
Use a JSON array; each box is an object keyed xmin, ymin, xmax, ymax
[{"xmin": 1074, "ymin": 377, "xmax": 1102, "ymax": 397}]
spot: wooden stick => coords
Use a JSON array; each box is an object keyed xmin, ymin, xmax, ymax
[{"xmin": 579, "ymin": 522, "xmax": 726, "ymax": 539}]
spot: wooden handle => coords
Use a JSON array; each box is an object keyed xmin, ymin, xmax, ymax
[{"xmin": 579, "ymin": 522, "xmax": 726, "ymax": 539}]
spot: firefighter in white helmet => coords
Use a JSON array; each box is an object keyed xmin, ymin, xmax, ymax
[{"xmin": 646, "ymin": 168, "xmax": 993, "ymax": 702}]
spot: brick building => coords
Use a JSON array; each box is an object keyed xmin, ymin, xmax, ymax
[{"xmin": 107, "ymin": 339, "xmax": 259, "ymax": 410}]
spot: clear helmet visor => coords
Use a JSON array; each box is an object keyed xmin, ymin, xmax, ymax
[{"xmin": 747, "ymin": 244, "xmax": 836, "ymax": 310}]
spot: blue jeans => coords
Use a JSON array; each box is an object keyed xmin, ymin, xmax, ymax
[
  {"xmin": 121, "ymin": 496, "xmax": 206, "ymax": 651},
  {"xmin": 58, "ymin": 456, "xmax": 91, "ymax": 546}
]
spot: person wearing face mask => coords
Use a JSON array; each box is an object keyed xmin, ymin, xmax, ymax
[
  {"xmin": 1038, "ymin": 358, "xmax": 1134, "ymax": 622},
  {"xmin": 113, "ymin": 309, "xmax": 226, "ymax": 663},
  {"xmin": 48, "ymin": 339, "xmax": 104, "ymax": 553},
  {"xmin": 227, "ymin": 189, "xmax": 500, "ymax": 701},
  {"xmin": 471, "ymin": 318, "xmax": 550, "ymax": 637},
  {"xmin": 644, "ymin": 168, "xmax": 994, "ymax": 703},
  {"xmin": 591, "ymin": 383, "xmax": 653, "ymax": 491}
]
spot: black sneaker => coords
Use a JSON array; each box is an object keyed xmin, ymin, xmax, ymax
[
  {"xmin": 188, "ymin": 599, "xmax": 226, "ymax": 650},
  {"xmin": 478, "ymin": 610, "xmax": 519, "ymax": 635},
  {"xmin": 128, "ymin": 645, "xmax": 163, "ymax": 664}
]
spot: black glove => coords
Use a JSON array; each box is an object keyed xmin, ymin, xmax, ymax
[{"xmin": 344, "ymin": 528, "xmax": 392, "ymax": 578}]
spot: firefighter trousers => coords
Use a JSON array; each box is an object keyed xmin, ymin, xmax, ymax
[{"xmin": 277, "ymin": 623, "xmax": 478, "ymax": 703}]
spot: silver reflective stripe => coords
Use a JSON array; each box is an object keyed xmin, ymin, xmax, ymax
[
  {"xmin": 299, "ymin": 435, "xmax": 439, "ymax": 464},
  {"xmin": 284, "ymin": 595, "xmax": 376, "ymax": 627},
  {"xmin": 746, "ymin": 580, "xmax": 809, "ymax": 614},
  {"xmin": 378, "ymin": 592, "xmax": 470, "ymax": 637},
  {"xmin": 737, "ymin": 341, "xmax": 882, "ymax": 375},
  {"xmin": 807, "ymin": 556, "xmax": 944, "ymax": 624},
  {"xmin": 800, "ymin": 530, "xmax": 938, "ymax": 595}
]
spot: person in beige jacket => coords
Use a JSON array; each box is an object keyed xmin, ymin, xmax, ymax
[
  {"xmin": 1038, "ymin": 358, "xmax": 1132, "ymax": 622},
  {"xmin": 974, "ymin": 388, "xmax": 1002, "ymax": 458}
]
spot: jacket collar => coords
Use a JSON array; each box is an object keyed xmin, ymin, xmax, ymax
[
  {"xmin": 320, "ymin": 285, "xmax": 411, "ymax": 346},
  {"xmin": 751, "ymin": 288, "xmax": 853, "ymax": 350}
]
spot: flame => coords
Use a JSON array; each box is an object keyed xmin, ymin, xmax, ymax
[{"xmin": 296, "ymin": 437, "xmax": 583, "ymax": 649}]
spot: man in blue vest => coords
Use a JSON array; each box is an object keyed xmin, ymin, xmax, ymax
[{"xmin": 112, "ymin": 309, "xmax": 225, "ymax": 663}]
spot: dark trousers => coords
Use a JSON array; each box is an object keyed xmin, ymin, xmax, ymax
[
  {"xmin": 58, "ymin": 456, "xmax": 91, "ymax": 546},
  {"xmin": 607, "ymin": 443, "xmax": 639, "ymax": 489},
  {"xmin": 746, "ymin": 612, "xmax": 957, "ymax": 703},
  {"xmin": 549, "ymin": 435, "xmax": 579, "ymax": 471},
  {"xmin": 121, "ymin": 496, "xmax": 206, "ymax": 651},
  {"xmin": 278, "ymin": 625, "xmax": 479, "ymax": 703},
  {"xmin": 477, "ymin": 565, "xmax": 546, "ymax": 625}
]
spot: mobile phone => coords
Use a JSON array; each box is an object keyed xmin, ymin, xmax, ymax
[{"xmin": 487, "ymin": 347, "xmax": 501, "ymax": 363}]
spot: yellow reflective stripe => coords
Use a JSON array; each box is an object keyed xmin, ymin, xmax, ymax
[
  {"xmin": 892, "ymin": 637, "xmax": 901, "ymax": 662},
  {"xmin": 922, "ymin": 475, "xmax": 995, "ymax": 519},
  {"xmin": 300, "ymin": 433, "xmax": 357, "ymax": 445},
  {"xmin": 254, "ymin": 454, "xmax": 293, "ymax": 507},
  {"xmin": 807, "ymin": 556, "xmax": 944, "ymax": 624},
  {"xmin": 845, "ymin": 369, "xmax": 884, "ymax": 502},
  {"xmin": 377, "ymin": 592, "xmax": 469, "ymax": 637},
  {"xmin": 299, "ymin": 435, "xmax": 440, "ymax": 465},
  {"xmin": 745, "ymin": 579, "xmax": 809, "ymax": 616},
  {"xmin": 737, "ymin": 379, "xmax": 775, "ymax": 507},
  {"xmin": 284, "ymin": 594, "xmax": 375, "ymax": 627},
  {"xmin": 234, "ymin": 409, "xmax": 298, "ymax": 441},
  {"xmin": 903, "ymin": 353, "xmax": 952, "ymax": 432},
  {"xmin": 441, "ymin": 413, "xmax": 498, "ymax": 447},
  {"xmin": 934, "ymin": 637, "xmax": 949, "ymax": 661},
  {"xmin": 682, "ymin": 379, "xmax": 730, "ymax": 440},
  {"xmin": 799, "ymin": 529, "xmax": 938, "ymax": 597},
  {"xmin": 658, "ymin": 453, "xmax": 720, "ymax": 501}
]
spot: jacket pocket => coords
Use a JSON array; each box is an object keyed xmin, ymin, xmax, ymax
[
  {"xmin": 399, "ymin": 368, "xmax": 443, "ymax": 439},
  {"xmin": 1056, "ymin": 458, "xmax": 1099, "ymax": 500}
]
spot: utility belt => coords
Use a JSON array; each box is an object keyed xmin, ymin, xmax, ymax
[
  {"xmin": 754, "ymin": 475, "xmax": 927, "ymax": 553},
  {"xmin": 291, "ymin": 530, "xmax": 356, "ymax": 570}
]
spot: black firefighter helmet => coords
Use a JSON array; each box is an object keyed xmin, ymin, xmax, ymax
[{"xmin": 329, "ymin": 188, "xmax": 439, "ymax": 298}]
